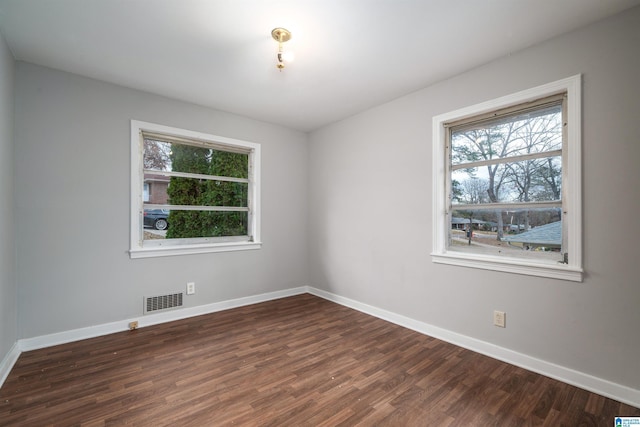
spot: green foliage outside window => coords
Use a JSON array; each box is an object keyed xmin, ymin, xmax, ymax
[{"xmin": 166, "ymin": 144, "xmax": 249, "ymax": 239}]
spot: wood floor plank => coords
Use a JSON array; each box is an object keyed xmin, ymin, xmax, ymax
[{"xmin": 1, "ymin": 294, "xmax": 638, "ymax": 426}]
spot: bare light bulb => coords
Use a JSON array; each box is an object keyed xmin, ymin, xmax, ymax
[{"xmin": 281, "ymin": 51, "xmax": 295, "ymax": 63}]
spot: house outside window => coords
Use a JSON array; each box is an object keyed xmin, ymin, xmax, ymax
[
  {"xmin": 144, "ymin": 175, "xmax": 170, "ymax": 205},
  {"xmin": 130, "ymin": 120, "xmax": 261, "ymax": 258},
  {"xmin": 431, "ymin": 76, "xmax": 582, "ymax": 281}
]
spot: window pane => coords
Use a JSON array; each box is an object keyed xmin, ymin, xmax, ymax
[
  {"xmin": 143, "ymin": 210, "xmax": 249, "ymax": 241},
  {"xmin": 451, "ymin": 155, "xmax": 562, "ymax": 205},
  {"xmin": 142, "ymin": 208, "xmax": 170, "ymax": 232},
  {"xmin": 143, "ymin": 139, "xmax": 172, "ymax": 172},
  {"xmin": 449, "ymin": 208, "xmax": 563, "ymax": 262},
  {"xmin": 163, "ymin": 177, "xmax": 248, "ymax": 207},
  {"xmin": 209, "ymin": 150, "xmax": 248, "ymax": 179},
  {"xmin": 451, "ymin": 105, "xmax": 562, "ymax": 166},
  {"xmin": 143, "ymin": 174, "xmax": 170, "ymax": 204},
  {"xmin": 171, "ymin": 144, "xmax": 212, "ymax": 174},
  {"xmin": 143, "ymin": 139, "xmax": 248, "ymax": 179},
  {"xmin": 167, "ymin": 211, "xmax": 248, "ymax": 238}
]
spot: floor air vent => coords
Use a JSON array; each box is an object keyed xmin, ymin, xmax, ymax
[{"xmin": 144, "ymin": 292, "xmax": 183, "ymax": 314}]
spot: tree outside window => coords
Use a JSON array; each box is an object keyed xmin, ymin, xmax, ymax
[
  {"xmin": 431, "ymin": 76, "xmax": 582, "ymax": 281},
  {"xmin": 130, "ymin": 121, "xmax": 261, "ymax": 258}
]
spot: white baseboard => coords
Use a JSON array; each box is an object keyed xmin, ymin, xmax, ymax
[
  {"xmin": 307, "ymin": 286, "xmax": 640, "ymax": 408},
  {"xmin": 19, "ymin": 286, "xmax": 308, "ymax": 352},
  {"xmin": 3, "ymin": 285, "xmax": 638, "ymax": 408},
  {"xmin": 0, "ymin": 342, "xmax": 21, "ymax": 387},
  {"xmin": 0, "ymin": 287, "xmax": 308, "ymax": 388}
]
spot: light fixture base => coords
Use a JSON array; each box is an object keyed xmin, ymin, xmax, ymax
[{"xmin": 271, "ymin": 28, "xmax": 291, "ymax": 43}]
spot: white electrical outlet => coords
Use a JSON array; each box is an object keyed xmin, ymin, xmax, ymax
[
  {"xmin": 493, "ymin": 310, "xmax": 506, "ymax": 328},
  {"xmin": 187, "ymin": 282, "xmax": 196, "ymax": 295}
]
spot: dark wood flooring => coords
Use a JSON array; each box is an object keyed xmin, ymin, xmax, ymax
[{"xmin": 1, "ymin": 294, "xmax": 638, "ymax": 426}]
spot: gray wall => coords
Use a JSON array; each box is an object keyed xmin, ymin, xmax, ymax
[
  {"xmin": 0, "ymin": 32, "xmax": 16, "ymax": 366},
  {"xmin": 6, "ymin": 4, "xmax": 639, "ymax": 397},
  {"xmin": 14, "ymin": 63, "xmax": 309, "ymax": 339},
  {"xmin": 308, "ymin": 8, "xmax": 640, "ymax": 390}
]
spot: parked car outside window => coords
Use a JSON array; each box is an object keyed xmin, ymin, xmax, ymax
[{"xmin": 143, "ymin": 209, "xmax": 170, "ymax": 230}]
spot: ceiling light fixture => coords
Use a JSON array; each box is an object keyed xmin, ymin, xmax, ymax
[{"xmin": 271, "ymin": 27, "xmax": 293, "ymax": 71}]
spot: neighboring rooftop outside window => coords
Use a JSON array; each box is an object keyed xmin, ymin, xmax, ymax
[
  {"xmin": 432, "ymin": 76, "xmax": 582, "ymax": 281},
  {"xmin": 448, "ymin": 96, "xmax": 563, "ymax": 263}
]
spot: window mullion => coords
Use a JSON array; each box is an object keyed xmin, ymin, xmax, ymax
[
  {"xmin": 451, "ymin": 149, "xmax": 562, "ymax": 171},
  {"xmin": 144, "ymin": 169, "xmax": 249, "ymax": 184},
  {"xmin": 452, "ymin": 201, "xmax": 562, "ymax": 211},
  {"xmin": 143, "ymin": 204, "xmax": 249, "ymax": 212}
]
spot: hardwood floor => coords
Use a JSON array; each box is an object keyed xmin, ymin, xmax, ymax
[{"xmin": 1, "ymin": 294, "xmax": 638, "ymax": 426}]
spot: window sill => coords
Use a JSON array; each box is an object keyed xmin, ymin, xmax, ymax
[
  {"xmin": 431, "ymin": 252, "xmax": 583, "ymax": 282},
  {"xmin": 130, "ymin": 241, "xmax": 262, "ymax": 259}
]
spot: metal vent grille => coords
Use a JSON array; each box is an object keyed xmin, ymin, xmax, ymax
[{"xmin": 144, "ymin": 292, "xmax": 183, "ymax": 314}]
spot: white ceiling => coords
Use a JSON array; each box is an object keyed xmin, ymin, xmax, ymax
[{"xmin": 1, "ymin": 0, "xmax": 638, "ymax": 132}]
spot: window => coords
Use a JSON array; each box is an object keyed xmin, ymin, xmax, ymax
[
  {"xmin": 130, "ymin": 121, "xmax": 261, "ymax": 258},
  {"xmin": 143, "ymin": 182, "xmax": 150, "ymax": 202},
  {"xmin": 432, "ymin": 76, "xmax": 582, "ymax": 281}
]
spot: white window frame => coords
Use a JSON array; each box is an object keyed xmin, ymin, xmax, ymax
[
  {"xmin": 129, "ymin": 120, "xmax": 261, "ymax": 259},
  {"xmin": 431, "ymin": 75, "xmax": 582, "ymax": 281}
]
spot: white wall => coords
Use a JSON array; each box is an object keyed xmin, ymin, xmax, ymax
[
  {"xmin": 0, "ymin": 32, "xmax": 16, "ymax": 368},
  {"xmin": 14, "ymin": 63, "xmax": 308, "ymax": 339},
  {"xmin": 308, "ymin": 7, "xmax": 640, "ymax": 392}
]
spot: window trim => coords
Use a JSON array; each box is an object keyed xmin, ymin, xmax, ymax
[
  {"xmin": 431, "ymin": 75, "xmax": 582, "ymax": 281},
  {"xmin": 129, "ymin": 120, "xmax": 261, "ymax": 259}
]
